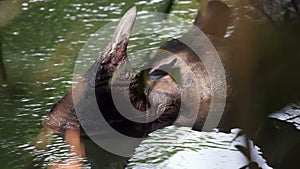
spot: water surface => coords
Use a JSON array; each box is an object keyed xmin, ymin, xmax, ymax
[{"xmin": 0, "ymin": 0, "xmax": 199, "ymax": 168}]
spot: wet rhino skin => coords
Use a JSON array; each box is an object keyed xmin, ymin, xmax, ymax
[{"xmin": 43, "ymin": 1, "xmax": 232, "ymax": 138}]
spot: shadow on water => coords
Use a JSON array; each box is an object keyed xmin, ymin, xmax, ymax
[
  {"xmin": 256, "ymin": 103, "xmax": 300, "ymax": 168},
  {"xmin": 0, "ymin": 0, "xmax": 25, "ymax": 82},
  {"xmin": 0, "ymin": 40, "xmax": 6, "ymax": 81}
]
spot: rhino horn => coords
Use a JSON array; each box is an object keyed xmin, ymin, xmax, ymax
[
  {"xmin": 103, "ymin": 6, "xmax": 137, "ymax": 55},
  {"xmin": 87, "ymin": 6, "xmax": 137, "ymax": 84}
]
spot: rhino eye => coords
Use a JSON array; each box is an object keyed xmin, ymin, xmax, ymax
[
  {"xmin": 148, "ymin": 58, "xmax": 177, "ymax": 80},
  {"xmin": 148, "ymin": 69, "xmax": 168, "ymax": 80}
]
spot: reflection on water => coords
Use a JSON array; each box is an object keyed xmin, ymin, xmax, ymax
[
  {"xmin": 0, "ymin": 0, "xmax": 200, "ymax": 168},
  {"xmin": 127, "ymin": 126, "xmax": 271, "ymax": 169}
]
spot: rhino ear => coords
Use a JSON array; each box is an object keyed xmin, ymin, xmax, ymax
[
  {"xmin": 104, "ymin": 6, "xmax": 137, "ymax": 52},
  {"xmin": 194, "ymin": 1, "xmax": 230, "ymax": 37}
]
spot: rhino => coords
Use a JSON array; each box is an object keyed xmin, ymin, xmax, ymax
[{"xmin": 42, "ymin": 1, "xmax": 232, "ymax": 150}]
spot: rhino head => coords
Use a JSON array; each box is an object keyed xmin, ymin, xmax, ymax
[
  {"xmin": 43, "ymin": 6, "xmax": 181, "ymax": 138},
  {"xmin": 44, "ymin": 1, "xmax": 231, "ymax": 139}
]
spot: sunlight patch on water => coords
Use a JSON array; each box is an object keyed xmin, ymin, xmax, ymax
[{"xmin": 127, "ymin": 126, "xmax": 272, "ymax": 169}]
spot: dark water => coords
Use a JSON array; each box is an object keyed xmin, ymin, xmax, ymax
[{"xmin": 0, "ymin": 0, "xmax": 199, "ymax": 168}]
